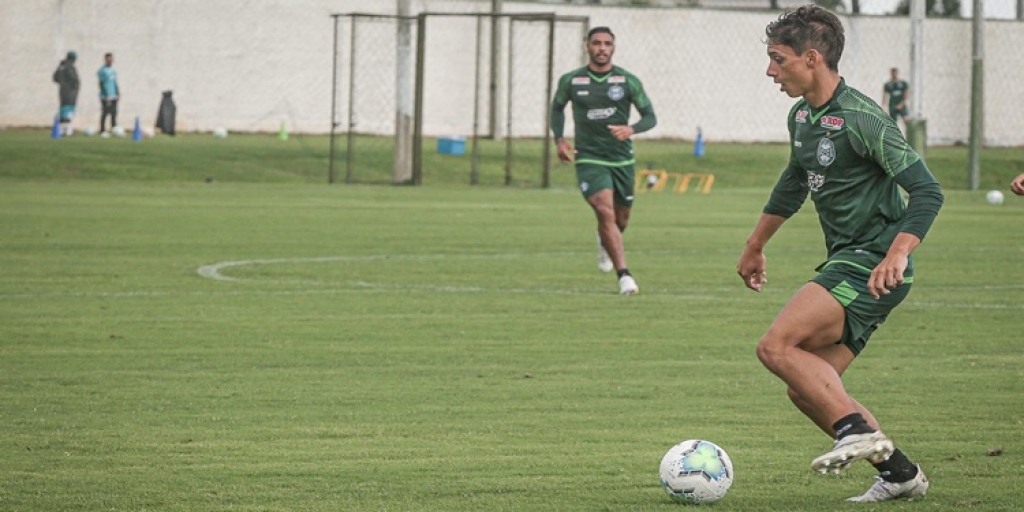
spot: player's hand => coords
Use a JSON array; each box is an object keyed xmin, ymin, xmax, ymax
[
  {"xmin": 608, "ymin": 125, "xmax": 634, "ymax": 142},
  {"xmin": 737, "ymin": 247, "xmax": 768, "ymax": 292},
  {"xmin": 1011, "ymin": 173, "xmax": 1024, "ymax": 196},
  {"xmin": 868, "ymin": 254, "xmax": 908, "ymax": 300},
  {"xmin": 556, "ymin": 140, "xmax": 576, "ymax": 163}
]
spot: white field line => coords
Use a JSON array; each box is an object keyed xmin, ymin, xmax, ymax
[{"xmin": 0, "ymin": 253, "xmax": 1020, "ymax": 308}]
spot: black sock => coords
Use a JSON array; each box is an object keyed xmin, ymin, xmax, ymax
[
  {"xmin": 831, "ymin": 413, "xmax": 875, "ymax": 440},
  {"xmin": 872, "ymin": 449, "xmax": 918, "ymax": 482},
  {"xmin": 616, "ymin": 269, "xmax": 631, "ymax": 279}
]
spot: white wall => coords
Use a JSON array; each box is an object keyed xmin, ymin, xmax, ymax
[{"xmin": 1, "ymin": 0, "xmax": 1021, "ymax": 145}]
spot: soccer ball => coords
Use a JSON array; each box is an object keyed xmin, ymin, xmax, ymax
[
  {"xmin": 213, "ymin": 127, "xmax": 228, "ymax": 138},
  {"xmin": 82, "ymin": 126, "xmax": 97, "ymax": 137},
  {"xmin": 986, "ymin": 190, "xmax": 1004, "ymax": 205},
  {"xmin": 111, "ymin": 126, "xmax": 126, "ymax": 137},
  {"xmin": 659, "ymin": 439, "xmax": 733, "ymax": 504}
]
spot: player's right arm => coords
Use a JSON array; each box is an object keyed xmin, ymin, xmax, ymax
[
  {"xmin": 740, "ymin": 106, "xmax": 808, "ymax": 292},
  {"xmin": 550, "ymin": 73, "xmax": 575, "ymax": 162},
  {"xmin": 738, "ymin": 213, "xmax": 788, "ymax": 292}
]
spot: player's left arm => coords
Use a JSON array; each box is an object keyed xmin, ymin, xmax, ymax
[
  {"xmin": 851, "ymin": 111, "xmax": 944, "ymax": 298},
  {"xmin": 608, "ymin": 75, "xmax": 656, "ymax": 141}
]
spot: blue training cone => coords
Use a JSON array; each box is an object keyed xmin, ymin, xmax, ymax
[
  {"xmin": 132, "ymin": 116, "xmax": 142, "ymax": 142},
  {"xmin": 694, "ymin": 127, "xmax": 705, "ymax": 157},
  {"xmin": 51, "ymin": 115, "xmax": 62, "ymax": 139}
]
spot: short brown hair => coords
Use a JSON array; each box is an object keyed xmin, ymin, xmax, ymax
[{"xmin": 765, "ymin": 5, "xmax": 844, "ymax": 72}]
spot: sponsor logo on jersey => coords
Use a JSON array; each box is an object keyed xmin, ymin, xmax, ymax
[
  {"xmin": 807, "ymin": 171, "xmax": 825, "ymax": 192},
  {"xmin": 608, "ymin": 85, "xmax": 625, "ymax": 101},
  {"xmin": 587, "ymin": 107, "xmax": 617, "ymax": 120},
  {"xmin": 609, "ymin": 75, "xmax": 626, "ymax": 83},
  {"xmin": 821, "ymin": 115, "xmax": 844, "ymax": 130},
  {"xmin": 572, "ymin": 76, "xmax": 590, "ymax": 85},
  {"xmin": 576, "ymin": 90, "xmax": 589, "ymax": 96},
  {"xmin": 795, "ymin": 110, "xmax": 808, "ymax": 124},
  {"xmin": 794, "ymin": 141, "xmax": 802, "ymax": 148},
  {"xmin": 817, "ymin": 137, "xmax": 836, "ymax": 167},
  {"xmin": 580, "ymin": 181, "xmax": 589, "ymax": 192}
]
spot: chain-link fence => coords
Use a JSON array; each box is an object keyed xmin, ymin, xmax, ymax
[{"xmin": 4, "ymin": 0, "xmax": 1022, "ymax": 174}]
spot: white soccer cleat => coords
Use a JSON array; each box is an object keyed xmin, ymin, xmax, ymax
[
  {"xmin": 596, "ymin": 234, "xmax": 613, "ymax": 273},
  {"xmin": 811, "ymin": 431, "xmax": 894, "ymax": 474},
  {"xmin": 618, "ymin": 275, "xmax": 639, "ymax": 295},
  {"xmin": 846, "ymin": 465, "xmax": 929, "ymax": 502}
]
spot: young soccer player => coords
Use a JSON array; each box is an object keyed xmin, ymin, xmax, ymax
[
  {"xmin": 550, "ymin": 27, "xmax": 657, "ymax": 295},
  {"xmin": 737, "ymin": 5, "xmax": 943, "ymax": 502}
]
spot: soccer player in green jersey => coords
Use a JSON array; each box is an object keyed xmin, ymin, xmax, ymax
[
  {"xmin": 883, "ymin": 67, "xmax": 910, "ymax": 130},
  {"xmin": 550, "ymin": 26, "xmax": 657, "ymax": 295},
  {"xmin": 737, "ymin": 6, "xmax": 943, "ymax": 502}
]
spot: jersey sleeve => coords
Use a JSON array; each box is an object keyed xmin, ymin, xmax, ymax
[
  {"xmin": 763, "ymin": 103, "xmax": 808, "ymax": 218},
  {"xmin": 894, "ymin": 160, "xmax": 944, "ymax": 241},
  {"xmin": 626, "ymin": 74, "xmax": 651, "ymax": 109},
  {"xmin": 847, "ymin": 110, "xmax": 921, "ymax": 177},
  {"xmin": 626, "ymin": 74, "xmax": 656, "ymax": 134},
  {"xmin": 550, "ymin": 73, "xmax": 572, "ymax": 139}
]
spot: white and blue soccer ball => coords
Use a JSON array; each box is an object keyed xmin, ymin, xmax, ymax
[{"xmin": 659, "ymin": 439, "xmax": 734, "ymax": 504}]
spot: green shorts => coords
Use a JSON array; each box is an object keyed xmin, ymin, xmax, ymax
[
  {"xmin": 575, "ymin": 163, "xmax": 635, "ymax": 207},
  {"xmin": 889, "ymin": 106, "xmax": 908, "ymax": 120},
  {"xmin": 811, "ymin": 262, "xmax": 913, "ymax": 356}
]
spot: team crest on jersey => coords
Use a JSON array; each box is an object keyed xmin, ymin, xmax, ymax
[
  {"xmin": 795, "ymin": 110, "xmax": 808, "ymax": 124},
  {"xmin": 572, "ymin": 77, "xmax": 590, "ymax": 85},
  {"xmin": 609, "ymin": 75, "xmax": 626, "ymax": 83},
  {"xmin": 608, "ymin": 85, "xmax": 625, "ymax": 101},
  {"xmin": 821, "ymin": 115, "xmax": 844, "ymax": 130},
  {"xmin": 587, "ymin": 107, "xmax": 617, "ymax": 120},
  {"xmin": 817, "ymin": 137, "xmax": 836, "ymax": 167},
  {"xmin": 807, "ymin": 171, "xmax": 825, "ymax": 192}
]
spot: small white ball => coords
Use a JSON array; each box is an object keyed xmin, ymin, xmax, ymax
[
  {"xmin": 111, "ymin": 126, "xmax": 125, "ymax": 137},
  {"xmin": 82, "ymin": 126, "xmax": 97, "ymax": 137},
  {"xmin": 986, "ymin": 190, "xmax": 1004, "ymax": 206},
  {"xmin": 213, "ymin": 127, "xmax": 228, "ymax": 139}
]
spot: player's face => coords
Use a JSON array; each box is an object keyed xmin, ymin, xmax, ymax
[
  {"xmin": 766, "ymin": 43, "xmax": 811, "ymax": 98},
  {"xmin": 587, "ymin": 33, "xmax": 615, "ymax": 68}
]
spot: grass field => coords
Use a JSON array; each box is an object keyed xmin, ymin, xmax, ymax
[{"xmin": 1, "ymin": 129, "xmax": 1022, "ymax": 511}]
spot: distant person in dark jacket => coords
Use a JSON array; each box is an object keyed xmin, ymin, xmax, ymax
[{"xmin": 53, "ymin": 51, "xmax": 80, "ymax": 136}]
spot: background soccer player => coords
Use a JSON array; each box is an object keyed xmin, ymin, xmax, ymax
[
  {"xmin": 882, "ymin": 67, "xmax": 910, "ymax": 132},
  {"xmin": 736, "ymin": 6, "xmax": 943, "ymax": 502},
  {"xmin": 550, "ymin": 26, "xmax": 657, "ymax": 295}
]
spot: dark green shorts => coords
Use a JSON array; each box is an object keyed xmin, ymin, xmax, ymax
[
  {"xmin": 811, "ymin": 262, "xmax": 913, "ymax": 356},
  {"xmin": 575, "ymin": 163, "xmax": 635, "ymax": 207},
  {"xmin": 889, "ymin": 106, "xmax": 908, "ymax": 119}
]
